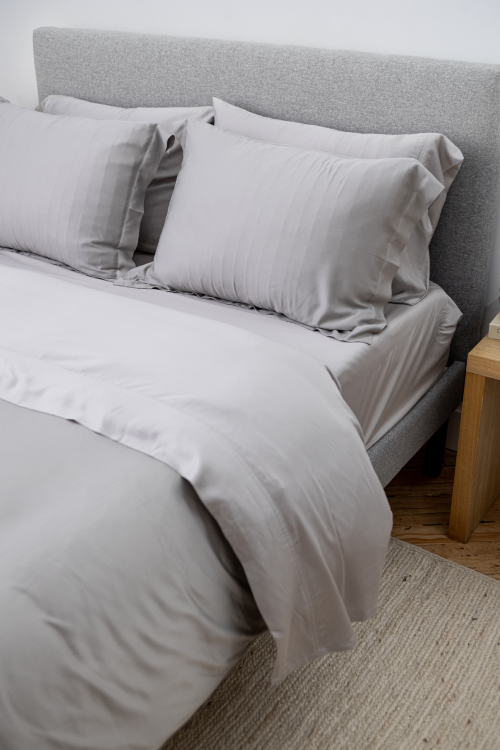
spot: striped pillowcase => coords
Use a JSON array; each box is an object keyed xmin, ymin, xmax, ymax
[{"xmin": 0, "ymin": 103, "xmax": 168, "ymax": 278}]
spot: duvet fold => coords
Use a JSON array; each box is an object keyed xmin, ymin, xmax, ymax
[{"xmin": 0, "ymin": 265, "xmax": 392, "ymax": 684}]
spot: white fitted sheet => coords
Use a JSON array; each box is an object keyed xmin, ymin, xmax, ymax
[{"xmin": 0, "ymin": 249, "xmax": 461, "ymax": 448}]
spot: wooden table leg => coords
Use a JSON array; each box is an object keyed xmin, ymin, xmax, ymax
[{"xmin": 449, "ymin": 372, "xmax": 500, "ymax": 543}]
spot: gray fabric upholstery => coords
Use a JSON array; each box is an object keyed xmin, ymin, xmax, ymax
[
  {"xmin": 367, "ymin": 361, "xmax": 466, "ymax": 486},
  {"xmin": 33, "ymin": 26, "xmax": 500, "ymax": 362}
]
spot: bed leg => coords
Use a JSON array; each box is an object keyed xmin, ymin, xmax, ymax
[{"xmin": 422, "ymin": 420, "xmax": 448, "ymax": 479}]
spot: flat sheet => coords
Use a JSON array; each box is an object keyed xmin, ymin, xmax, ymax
[
  {"xmin": 0, "ymin": 249, "xmax": 462, "ymax": 447},
  {"xmin": 0, "ymin": 262, "xmax": 392, "ymax": 749}
]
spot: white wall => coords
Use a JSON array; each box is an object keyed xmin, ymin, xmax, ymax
[{"xmin": 1, "ymin": 0, "xmax": 500, "ymax": 312}]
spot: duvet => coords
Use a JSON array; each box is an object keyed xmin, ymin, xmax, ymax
[{"xmin": 0, "ymin": 265, "xmax": 392, "ymax": 749}]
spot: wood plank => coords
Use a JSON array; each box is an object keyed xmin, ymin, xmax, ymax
[
  {"xmin": 385, "ymin": 485, "xmax": 452, "ymax": 498},
  {"xmin": 393, "ymin": 506, "xmax": 500, "ymax": 524},
  {"xmin": 392, "ymin": 525, "xmax": 455, "ymax": 544},
  {"xmin": 476, "ymin": 509, "xmax": 500, "ymax": 523},
  {"xmin": 419, "ymin": 544, "xmax": 500, "ymax": 579},
  {"xmin": 449, "ymin": 374, "xmax": 500, "ymax": 542},
  {"xmin": 422, "ymin": 540, "xmax": 500, "ymax": 560},
  {"xmin": 394, "ymin": 522, "xmax": 500, "ymax": 545},
  {"xmin": 389, "ymin": 498, "xmax": 451, "ymax": 512},
  {"xmin": 467, "ymin": 335, "xmax": 500, "ymax": 380},
  {"xmin": 386, "ymin": 449, "xmax": 500, "ymax": 580},
  {"xmin": 391, "ymin": 511, "xmax": 451, "ymax": 525},
  {"xmin": 385, "ymin": 486, "xmax": 412, "ymax": 497},
  {"xmin": 388, "ymin": 465, "xmax": 455, "ymax": 486},
  {"xmin": 407, "ymin": 483, "xmax": 455, "ymax": 497}
]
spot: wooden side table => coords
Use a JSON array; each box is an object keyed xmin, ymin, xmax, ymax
[{"xmin": 449, "ymin": 336, "xmax": 500, "ymax": 543}]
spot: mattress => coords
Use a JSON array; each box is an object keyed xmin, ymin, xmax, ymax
[{"xmin": 0, "ymin": 248, "xmax": 462, "ymax": 448}]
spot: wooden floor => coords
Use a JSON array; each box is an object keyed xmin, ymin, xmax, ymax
[{"xmin": 386, "ymin": 448, "xmax": 500, "ymax": 580}]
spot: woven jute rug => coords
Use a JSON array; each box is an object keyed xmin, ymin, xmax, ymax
[{"xmin": 163, "ymin": 539, "xmax": 500, "ymax": 750}]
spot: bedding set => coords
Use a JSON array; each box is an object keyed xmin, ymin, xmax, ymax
[{"xmin": 0, "ymin": 94, "xmax": 462, "ymax": 749}]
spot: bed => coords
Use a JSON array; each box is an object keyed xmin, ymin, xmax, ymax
[{"xmin": 0, "ymin": 26, "xmax": 499, "ymax": 750}]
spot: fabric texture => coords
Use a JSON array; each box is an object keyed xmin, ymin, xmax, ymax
[
  {"xmin": 118, "ymin": 121, "xmax": 443, "ymax": 342},
  {"xmin": 163, "ymin": 539, "xmax": 500, "ymax": 750},
  {"xmin": 0, "ymin": 263, "xmax": 392, "ymax": 691},
  {"xmin": 32, "ymin": 26, "xmax": 500, "ymax": 360},
  {"xmin": 0, "ymin": 397, "xmax": 264, "ymax": 749},
  {"xmin": 0, "ymin": 102, "xmax": 168, "ymax": 278},
  {"xmin": 213, "ymin": 97, "xmax": 463, "ymax": 305},
  {"xmin": 37, "ymin": 95, "xmax": 214, "ymax": 256}
]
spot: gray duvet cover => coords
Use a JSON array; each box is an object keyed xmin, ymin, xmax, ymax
[
  {"xmin": 0, "ymin": 399, "xmax": 264, "ymax": 748},
  {"xmin": 0, "ymin": 263, "xmax": 391, "ymax": 749}
]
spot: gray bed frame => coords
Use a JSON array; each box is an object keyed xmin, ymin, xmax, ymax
[{"xmin": 33, "ymin": 27, "xmax": 500, "ymax": 487}]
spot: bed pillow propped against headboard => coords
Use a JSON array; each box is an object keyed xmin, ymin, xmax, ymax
[
  {"xmin": 37, "ymin": 95, "xmax": 214, "ymax": 258},
  {"xmin": 117, "ymin": 121, "xmax": 443, "ymax": 343},
  {"xmin": 213, "ymin": 97, "xmax": 463, "ymax": 306},
  {"xmin": 0, "ymin": 102, "xmax": 168, "ymax": 278}
]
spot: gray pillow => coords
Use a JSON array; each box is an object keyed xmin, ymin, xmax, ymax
[
  {"xmin": 0, "ymin": 103, "xmax": 168, "ymax": 279},
  {"xmin": 117, "ymin": 121, "xmax": 443, "ymax": 343},
  {"xmin": 37, "ymin": 96, "xmax": 214, "ymax": 257},
  {"xmin": 213, "ymin": 97, "xmax": 463, "ymax": 305}
]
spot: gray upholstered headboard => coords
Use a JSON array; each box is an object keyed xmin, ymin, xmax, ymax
[{"xmin": 33, "ymin": 26, "xmax": 500, "ymax": 362}]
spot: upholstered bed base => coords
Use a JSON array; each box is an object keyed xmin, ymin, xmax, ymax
[{"xmin": 368, "ymin": 361, "xmax": 465, "ymax": 486}]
